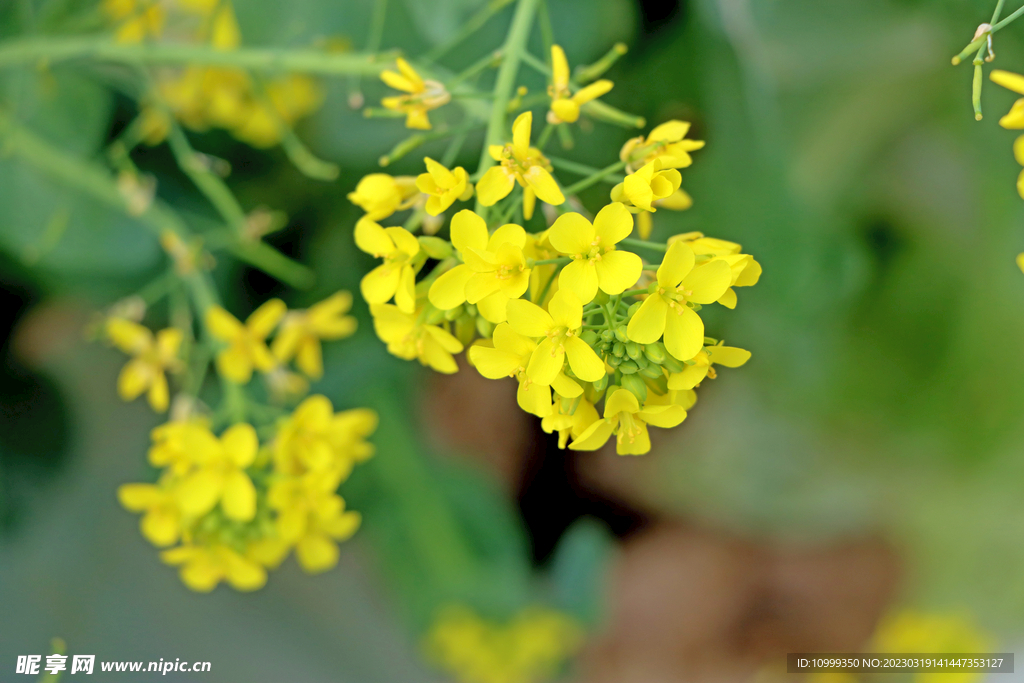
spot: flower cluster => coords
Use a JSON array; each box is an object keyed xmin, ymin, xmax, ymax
[
  {"xmin": 118, "ymin": 395, "xmax": 376, "ymax": 592},
  {"xmin": 103, "ymin": 0, "xmax": 323, "ymax": 147},
  {"xmin": 424, "ymin": 605, "xmax": 583, "ymax": 683},
  {"xmin": 352, "ymin": 96, "xmax": 759, "ymax": 454}
]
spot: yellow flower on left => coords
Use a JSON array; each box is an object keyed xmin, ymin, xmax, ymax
[
  {"xmin": 206, "ymin": 299, "xmax": 285, "ymax": 383},
  {"xmin": 355, "ymin": 218, "xmax": 421, "ymax": 314},
  {"xmin": 106, "ymin": 318, "xmax": 183, "ymax": 412},
  {"xmin": 381, "ymin": 58, "xmax": 450, "ymax": 130},
  {"xmin": 176, "ymin": 422, "xmax": 259, "ymax": 522},
  {"xmin": 161, "ymin": 542, "xmax": 267, "ymax": 593}
]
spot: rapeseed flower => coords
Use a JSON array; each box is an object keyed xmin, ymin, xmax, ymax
[
  {"xmin": 611, "ymin": 159, "xmax": 682, "ymax": 213},
  {"xmin": 667, "ymin": 343, "xmax": 751, "ymax": 390},
  {"xmin": 272, "ymin": 291, "xmax": 358, "ymax": 379},
  {"xmin": 669, "ymin": 232, "xmax": 762, "ymax": 308},
  {"xmin": 370, "ymin": 303, "xmax": 464, "ymax": 373},
  {"xmin": 176, "ymin": 423, "xmax": 259, "ymax": 522},
  {"xmin": 541, "ymin": 398, "xmax": 599, "ymax": 449},
  {"xmin": 206, "ymin": 300, "xmax": 285, "ymax": 383},
  {"xmin": 381, "ymin": 58, "xmax": 450, "ymax": 130},
  {"xmin": 547, "ymin": 45, "xmax": 614, "ymax": 125},
  {"xmin": 626, "ymin": 242, "xmax": 732, "ymax": 361},
  {"xmin": 506, "ymin": 289, "xmax": 605, "ymax": 385},
  {"xmin": 547, "ymin": 202, "xmax": 642, "ymax": 303},
  {"xmin": 417, "ymin": 157, "xmax": 474, "ymax": 216},
  {"xmin": 570, "ymin": 387, "xmax": 686, "ymax": 455},
  {"xmin": 273, "ymin": 395, "xmax": 377, "ymax": 480},
  {"xmin": 106, "ymin": 318, "xmax": 183, "ymax": 412},
  {"xmin": 477, "ymin": 112, "xmax": 564, "ymax": 219},
  {"xmin": 348, "ymin": 173, "xmax": 420, "ymax": 221},
  {"xmin": 620, "ymin": 120, "xmax": 705, "ymax": 172},
  {"xmin": 268, "ymin": 475, "xmax": 361, "ymax": 573},
  {"xmin": 117, "ymin": 478, "xmax": 183, "ymax": 547},
  {"xmin": 355, "ymin": 218, "xmax": 421, "ymax": 314},
  {"xmin": 161, "ymin": 542, "xmax": 267, "ymax": 592}
]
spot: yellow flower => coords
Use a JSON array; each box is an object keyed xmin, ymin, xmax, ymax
[
  {"xmin": 370, "ymin": 303, "xmax": 464, "ymax": 373},
  {"xmin": 991, "ymin": 70, "xmax": 1024, "ymax": 128},
  {"xmin": 425, "ymin": 605, "xmax": 584, "ymax": 683},
  {"xmin": 106, "ymin": 319, "xmax": 183, "ymax": 412},
  {"xmin": 547, "ymin": 45, "xmax": 614, "ymax": 125},
  {"xmin": 148, "ymin": 419, "xmax": 219, "ymax": 477},
  {"xmin": 667, "ymin": 343, "xmax": 751, "ymax": 390},
  {"xmin": 468, "ymin": 323, "xmax": 583, "ymax": 418},
  {"xmin": 103, "ymin": 0, "xmax": 164, "ymax": 43},
  {"xmin": 161, "ymin": 541, "xmax": 267, "ymax": 592},
  {"xmin": 417, "ymin": 157, "xmax": 474, "ymax": 216},
  {"xmin": 611, "ymin": 158, "xmax": 681, "ymax": 212},
  {"xmin": 347, "ymin": 173, "xmax": 419, "ymax": 221},
  {"xmin": 273, "ymin": 395, "xmax": 377, "ymax": 480},
  {"xmin": 872, "ymin": 611, "xmax": 992, "ymax": 683},
  {"xmin": 234, "ymin": 74, "xmax": 324, "ymax": 148},
  {"xmin": 428, "ymin": 210, "xmax": 531, "ymax": 323},
  {"xmin": 477, "ymin": 111, "xmax": 565, "ymax": 219},
  {"xmin": 206, "ymin": 300, "xmax": 286, "ymax": 383},
  {"xmin": 380, "ymin": 58, "xmax": 450, "ymax": 130},
  {"xmin": 541, "ymin": 397, "xmax": 599, "ymax": 449},
  {"xmin": 506, "ymin": 289, "xmax": 605, "ymax": 385},
  {"xmin": 569, "ymin": 387, "xmax": 686, "ymax": 455},
  {"xmin": 635, "ymin": 188, "xmax": 693, "ymax": 240},
  {"xmin": 620, "ymin": 120, "xmax": 705, "ymax": 172},
  {"xmin": 355, "ymin": 218, "xmax": 421, "ymax": 314},
  {"xmin": 626, "ymin": 242, "xmax": 732, "ymax": 361},
  {"xmin": 272, "ymin": 291, "xmax": 358, "ymax": 379},
  {"xmin": 117, "ymin": 478, "xmax": 183, "ymax": 547},
  {"xmin": 176, "ymin": 423, "xmax": 259, "ymax": 522},
  {"xmin": 669, "ymin": 232, "xmax": 762, "ymax": 308},
  {"xmin": 268, "ymin": 474, "xmax": 361, "ymax": 574},
  {"xmin": 547, "ymin": 202, "xmax": 643, "ymax": 303}
]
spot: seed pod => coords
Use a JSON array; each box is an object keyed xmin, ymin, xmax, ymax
[
  {"xmin": 621, "ymin": 373, "xmax": 647, "ymax": 402},
  {"xmin": 618, "ymin": 360, "xmax": 638, "ymax": 374},
  {"xmin": 644, "ymin": 342, "xmax": 666, "ymax": 364},
  {"xmin": 626, "ymin": 341, "xmax": 642, "ymax": 360},
  {"xmin": 615, "ymin": 324, "xmax": 628, "ymax": 343},
  {"xmin": 612, "ymin": 341, "xmax": 626, "ymax": 357}
]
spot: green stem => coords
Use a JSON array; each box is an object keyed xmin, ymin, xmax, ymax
[
  {"xmin": 619, "ymin": 287, "xmax": 650, "ymax": 297},
  {"xmin": 530, "ymin": 257, "xmax": 571, "ymax": 266},
  {"xmin": 422, "ymin": 0, "xmax": 517, "ymax": 63},
  {"xmin": 561, "ymin": 160, "xmax": 627, "ymax": 196},
  {"xmin": 953, "ymin": 3, "xmax": 1024, "ymax": 63},
  {"xmin": 0, "ymin": 37, "xmax": 389, "ymax": 73},
  {"xmin": 473, "ymin": 0, "xmax": 542, "ymax": 213},
  {"xmin": 166, "ymin": 124, "xmax": 247, "ymax": 230},
  {"xmin": 536, "ymin": 121, "xmax": 556, "ymax": 149},
  {"xmin": 348, "ymin": 0, "xmax": 389, "ymax": 107},
  {"xmin": 549, "ymin": 156, "xmax": 625, "ymax": 183},
  {"xmin": 620, "ymin": 237, "xmax": 667, "ymax": 252},
  {"xmin": 446, "ymin": 49, "xmax": 502, "ymax": 89}
]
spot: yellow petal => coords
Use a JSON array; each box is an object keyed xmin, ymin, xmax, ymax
[
  {"xmin": 297, "ymin": 337, "xmax": 324, "ymax": 379},
  {"xmin": 552, "ymin": 99, "xmax": 580, "ymax": 124},
  {"xmin": 465, "ymin": 272, "xmax": 502, "ymax": 304},
  {"xmin": 708, "ymin": 345, "xmax": 751, "ymax": 368},
  {"xmin": 224, "ymin": 551, "xmax": 267, "ymax": 591},
  {"xmin": 468, "ymin": 345, "xmax": 522, "ymax": 379},
  {"xmin": 395, "ymin": 265, "xmax": 417, "ymax": 314},
  {"xmin": 526, "ymin": 338, "xmax": 564, "ymax": 385},
  {"xmin": 487, "ymin": 223, "xmax": 527, "ymax": 251},
  {"xmin": 512, "ymin": 111, "xmax": 532, "ymax": 160},
  {"xmin": 475, "ymin": 291, "xmax": 510, "ymax": 323},
  {"xmin": 117, "ymin": 359, "xmax": 151, "ymax": 401},
  {"xmin": 568, "ymin": 419, "xmax": 614, "ymax": 451},
  {"xmin": 551, "ymin": 45, "xmax": 570, "ymax": 89},
  {"xmin": 572, "ymin": 79, "xmax": 613, "ymax": 105},
  {"xmin": 247, "ymin": 299, "xmax": 286, "ymax": 339},
  {"xmin": 682, "ymin": 259, "xmax": 732, "ymax": 304},
  {"xmin": 450, "ymin": 209, "xmax": 489, "ymax": 254},
  {"xmin": 552, "ymin": 372, "xmax": 583, "ymax": 398},
  {"xmin": 429, "ymin": 264, "xmax": 473, "ymax": 310},
  {"xmin": 999, "ymin": 99, "xmax": 1024, "ymax": 129},
  {"xmin": 147, "ymin": 371, "xmax": 169, "ymax": 412},
  {"xmin": 593, "ymin": 202, "xmax": 633, "ymax": 245},
  {"xmin": 117, "ymin": 483, "xmax": 162, "ymax": 512},
  {"xmin": 221, "ymin": 422, "xmax": 258, "ymax": 467},
  {"xmin": 548, "ymin": 212, "xmax": 595, "ymax": 255},
  {"xmin": 476, "ymin": 166, "xmax": 515, "ymax": 206},
  {"xmin": 657, "ymin": 241, "xmax": 695, "ymax": 287},
  {"xmin": 385, "ymin": 226, "xmax": 421, "ymax": 257},
  {"xmin": 507, "ymin": 299, "xmax": 555, "ymax": 337},
  {"xmin": 518, "ymin": 380, "xmax": 553, "ymax": 417},
  {"xmin": 205, "ymin": 306, "xmax": 244, "ymax": 341},
  {"xmin": 523, "ymin": 166, "xmax": 565, "ymax": 206},
  {"xmin": 107, "ymin": 318, "xmax": 153, "ymax": 354},
  {"xmin": 354, "ymin": 217, "xmax": 396, "ymax": 256},
  {"xmin": 594, "ymin": 250, "xmax": 642, "ymax": 295},
  {"xmin": 626, "ymin": 294, "xmax": 667, "ymax": 344},
  {"xmin": 1018, "ymin": 252, "xmax": 1024, "ymax": 274},
  {"xmin": 638, "ymin": 403, "xmax": 687, "ymax": 429},
  {"xmin": 606, "ymin": 387, "xmax": 640, "ymax": 416},
  {"xmin": 176, "ymin": 469, "xmax": 224, "ymax": 517},
  {"xmin": 667, "ymin": 363, "xmax": 709, "ymax": 390},
  {"xmin": 564, "ymin": 336, "xmax": 605, "ymax": 381},
  {"xmin": 140, "ymin": 509, "xmax": 179, "ymax": 547},
  {"xmin": 558, "ymin": 260, "xmax": 599, "ymax": 303},
  {"xmin": 717, "ymin": 287, "xmax": 737, "ymax": 309},
  {"xmin": 423, "ymin": 156, "xmax": 455, "ymax": 186},
  {"xmin": 616, "ymin": 424, "xmax": 651, "ymax": 455},
  {"xmin": 623, "ymin": 172, "xmax": 654, "ymax": 211},
  {"xmin": 221, "ymin": 470, "xmax": 257, "ymax": 522},
  {"xmin": 1016, "ymin": 135, "xmax": 1024, "ymax": 166},
  {"xmin": 991, "ymin": 69, "xmax": 1024, "ymax": 95},
  {"xmin": 296, "ymin": 533, "xmax": 340, "ymax": 573},
  {"xmin": 360, "ymin": 264, "xmax": 402, "ymax": 304},
  {"xmin": 648, "ymin": 120, "xmax": 689, "ymax": 143},
  {"xmin": 547, "ymin": 289, "xmax": 583, "ymax": 330},
  {"xmin": 663, "ymin": 304, "xmax": 704, "ymax": 361}
]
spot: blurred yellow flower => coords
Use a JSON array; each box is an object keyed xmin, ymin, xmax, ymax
[
  {"xmin": 272, "ymin": 291, "xmax": 358, "ymax": 379},
  {"xmin": 547, "ymin": 45, "xmax": 614, "ymax": 125},
  {"xmin": 117, "ymin": 478, "xmax": 183, "ymax": 547},
  {"xmin": 103, "ymin": 0, "xmax": 164, "ymax": 43},
  {"xmin": 175, "ymin": 423, "xmax": 259, "ymax": 522},
  {"xmin": 477, "ymin": 112, "xmax": 564, "ymax": 219},
  {"xmin": 106, "ymin": 318, "xmax": 183, "ymax": 412},
  {"xmin": 273, "ymin": 395, "xmax": 377, "ymax": 480},
  {"xmin": 268, "ymin": 474, "xmax": 361, "ymax": 574},
  {"xmin": 347, "ymin": 173, "xmax": 419, "ymax": 221},
  {"xmin": 161, "ymin": 542, "xmax": 267, "ymax": 592},
  {"xmin": 381, "ymin": 58, "xmax": 450, "ymax": 130},
  {"xmin": 206, "ymin": 299, "xmax": 285, "ymax": 383}
]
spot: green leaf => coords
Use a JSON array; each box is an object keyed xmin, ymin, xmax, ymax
[{"xmin": 549, "ymin": 517, "xmax": 613, "ymax": 625}]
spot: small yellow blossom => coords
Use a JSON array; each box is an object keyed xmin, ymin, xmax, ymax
[
  {"xmin": 176, "ymin": 423, "xmax": 259, "ymax": 522},
  {"xmin": 873, "ymin": 611, "xmax": 992, "ymax": 683},
  {"xmin": 542, "ymin": 398, "xmax": 599, "ymax": 449},
  {"xmin": 273, "ymin": 395, "xmax": 377, "ymax": 481},
  {"xmin": 117, "ymin": 478, "xmax": 183, "ymax": 547},
  {"xmin": 381, "ymin": 58, "xmax": 450, "ymax": 130},
  {"xmin": 206, "ymin": 299, "xmax": 286, "ymax": 383},
  {"xmin": 370, "ymin": 303, "xmax": 465, "ymax": 373},
  {"xmin": 506, "ymin": 289, "xmax": 605, "ymax": 385},
  {"xmin": 161, "ymin": 541, "xmax": 267, "ymax": 592},
  {"xmin": 667, "ymin": 343, "xmax": 751, "ymax": 390},
  {"xmin": 669, "ymin": 232, "xmax": 762, "ymax": 308},
  {"xmin": 468, "ymin": 323, "xmax": 583, "ymax": 418},
  {"xmin": 103, "ymin": 0, "xmax": 164, "ymax": 44},
  {"xmin": 355, "ymin": 218, "xmax": 421, "ymax": 313},
  {"xmin": 611, "ymin": 158, "xmax": 682, "ymax": 212},
  {"xmin": 547, "ymin": 202, "xmax": 642, "ymax": 303},
  {"xmin": 620, "ymin": 120, "xmax": 705, "ymax": 172},
  {"xmin": 417, "ymin": 157, "xmax": 474, "ymax": 216},
  {"xmin": 626, "ymin": 242, "xmax": 732, "ymax": 361},
  {"xmin": 425, "ymin": 605, "xmax": 584, "ymax": 683},
  {"xmin": 272, "ymin": 291, "xmax": 358, "ymax": 379},
  {"xmin": 428, "ymin": 210, "xmax": 531, "ymax": 323},
  {"xmin": 148, "ymin": 419, "xmax": 220, "ymax": 477},
  {"xmin": 268, "ymin": 474, "xmax": 361, "ymax": 574},
  {"xmin": 106, "ymin": 318, "xmax": 183, "ymax": 412},
  {"xmin": 570, "ymin": 387, "xmax": 686, "ymax": 455},
  {"xmin": 477, "ymin": 111, "xmax": 565, "ymax": 219},
  {"xmin": 347, "ymin": 173, "xmax": 420, "ymax": 221},
  {"xmin": 547, "ymin": 45, "xmax": 614, "ymax": 125}
]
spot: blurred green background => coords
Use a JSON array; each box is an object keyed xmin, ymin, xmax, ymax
[{"xmin": 3, "ymin": 0, "xmax": 1024, "ymax": 679}]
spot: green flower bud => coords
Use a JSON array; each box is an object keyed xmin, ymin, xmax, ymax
[
  {"xmin": 662, "ymin": 354, "xmax": 684, "ymax": 373},
  {"xmin": 612, "ymin": 341, "xmax": 626, "ymax": 357},
  {"xmin": 418, "ymin": 236, "xmax": 453, "ymax": 259},
  {"xmin": 592, "ymin": 373, "xmax": 609, "ymax": 392},
  {"xmin": 600, "ymin": 328, "xmax": 615, "ymax": 342},
  {"xmin": 615, "ymin": 325, "xmax": 628, "ymax": 343},
  {"xmin": 476, "ymin": 316, "xmax": 494, "ymax": 339},
  {"xmin": 443, "ymin": 304, "xmax": 464, "ymax": 321},
  {"xmin": 640, "ymin": 363, "xmax": 664, "ymax": 379},
  {"xmin": 644, "ymin": 342, "xmax": 666, "ymax": 364},
  {"xmin": 621, "ymin": 373, "xmax": 647, "ymax": 403},
  {"xmin": 607, "ymin": 354, "xmax": 622, "ymax": 368},
  {"xmin": 626, "ymin": 341, "xmax": 642, "ymax": 360},
  {"xmin": 634, "ymin": 354, "xmax": 649, "ymax": 370},
  {"xmin": 618, "ymin": 360, "xmax": 638, "ymax": 374},
  {"xmin": 627, "ymin": 301, "xmax": 642, "ymax": 318},
  {"xmin": 581, "ymin": 330, "xmax": 600, "ymax": 346}
]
